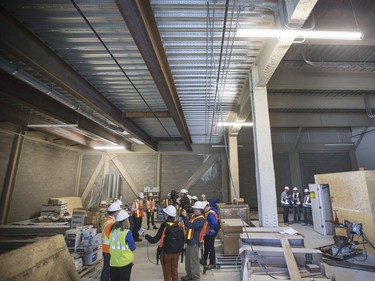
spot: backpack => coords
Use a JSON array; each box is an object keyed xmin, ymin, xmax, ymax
[{"xmin": 162, "ymin": 223, "xmax": 185, "ymax": 254}]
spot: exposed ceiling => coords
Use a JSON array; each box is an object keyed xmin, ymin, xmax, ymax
[{"xmin": 0, "ymin": 0, "xmax": 374, "ymax": 151}]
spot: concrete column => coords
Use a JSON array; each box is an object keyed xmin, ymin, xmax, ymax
[
  {"xmin": 228, "ymin": 133, "xmax": 240, "ymax": 203},
  {"xmin": 289, "ymin": 152, "xmax": 302, "ymax": 188},
  {"xmin": 250, "ymin": 72, "xmax": 278, "ymax": 227}
]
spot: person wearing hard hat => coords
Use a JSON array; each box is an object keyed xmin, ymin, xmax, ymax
[
  {"xmin": 302, "ymin": 189, "xmax": 312, "ymax": 226},
  {"xmin": 145, "ymin": 205, "xmax": 184, "ymax": 281},
  {"xmin": 101, "ymin": 201, "xmax": 122, "ymax": 281},
  {"xmin": 201, "ymin": 194, "xmax": 209, "ymax": 206},
  {"xmin": 281, "ymin": 186, "xmax": 291, "ymax": 226},
  {"xmin": 109, "ymin": 210, "xmax": 136, "ymax": 281},
  {"xmin": 177, "ymin": 189, "xmax": 190, "ymax": 217},
  {"xmin": 145, "ymin": 193, "xmax": 158, "ymax": 230},
  {"xmin": 131, "ymin": 192, "xmax": 145, "ymax": 242},
  {"xmin": 291, "ymin": 187, "xmax": 301, "ymax": 224},
  {"xmin": 191, "ymin": 196, "xmax": 198, "ymax": 205},
  {"xmin": 180, "ymin": 201, "xmax": 206, "ymax": 281},
  {"xmin": 202, "ymin": 202, "xmax": 219, "ymax": 270}
]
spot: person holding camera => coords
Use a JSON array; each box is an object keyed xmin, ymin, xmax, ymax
[{"xmin": 145, "ymin": 205, "xmax": 184, "ymax": 281}]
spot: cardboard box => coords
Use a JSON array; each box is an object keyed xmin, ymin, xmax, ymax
[
  {"xmin": 65, "ymin": 229, "xmax": 81, "ymax": 252},
  {"xmin": 83, "ymin": 247, "xmax": 102, "ymax": 265},
  {"xmin": 222, "ymin": 233, "xmax": 240, "ymax": 254},
  {"xmin": 49, "ymin": 197, "xmax": 83, "ymax": 214},
  {"xmin": 221, "ymin": 218, "xmax": 248, "ymax": 234}
]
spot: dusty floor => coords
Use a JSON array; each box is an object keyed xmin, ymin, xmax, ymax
[{"xmin": 81, "ymin": 216, "xmax": 375, "ymax": 281}]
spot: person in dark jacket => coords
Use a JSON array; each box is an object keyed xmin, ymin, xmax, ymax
[
  {"xmin": 202, "ymin": 203, "xmax": 219, "ymax": 270},
  {"xmin": 145, "ymin": 205, "xmax": 182, "ymax": 281},
  {"xmin": 180, "ymin": 201, "xmax": 205, "ymax": 281}
]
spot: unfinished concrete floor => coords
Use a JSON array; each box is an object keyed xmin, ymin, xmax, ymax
[{"xmin": 81, "ymin": 218, "xmax": 375, "ymax": 281}]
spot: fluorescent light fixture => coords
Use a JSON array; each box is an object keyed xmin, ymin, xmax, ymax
[
  {"xmin": 93, "ymin": 146, "xmax": 126, "ymax": 150},
  {"xmin": 27, "ymin": 124, "xmax": 78, "ymax": 128},
  {"xmin": 212, "ymin": 145, "xmax": 243, "ymax": 148},
  {"xmin": 129, "ymin": 138, "xmax": 144, "ymax": 144},
  {"xmin": 237, "ymin": 29, "xmax": 363, "ymax": 40},
  {"xmin": 324, "ymin": 143, "xmax": 354, "ymax": 146},
  {"xmin": 217, "ymin": 122, "xmax": 253, "ymax": 127}
]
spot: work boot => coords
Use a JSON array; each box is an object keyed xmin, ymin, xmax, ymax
[
  {"xmin": 147, "ymin": 226, "xmax": 150, "ymax": 230},
  {"xmin": 153, "ymin": 225, "xmax": 158, "ymax": 229},
  {"xmin": 135, "ymin": 238, "xmax": 143, "ymax": 242},
  {"xmin": 206, "ymin": 264, "xmax": 216, "ymax": 270},
  {"xmin": 180, "ymin": 276, "xmax": 191, "ymax": 281}
]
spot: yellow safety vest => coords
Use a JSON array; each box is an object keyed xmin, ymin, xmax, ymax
[{"xmin": 109, "ymin": 229, "xmax": 134, "ymax": 267}]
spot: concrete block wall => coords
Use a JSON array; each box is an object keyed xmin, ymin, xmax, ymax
[
  {"xmin": 8, "ymin": 139, "xmax": 79, "ymax": 222},
  {"xmin": 0, "ymin": 132, "xmax": 14, "ymax": 198}
]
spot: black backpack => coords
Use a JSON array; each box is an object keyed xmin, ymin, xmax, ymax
[{"xmin": 162, "ymin": 222, "xmax": 185, "ymax": 254}]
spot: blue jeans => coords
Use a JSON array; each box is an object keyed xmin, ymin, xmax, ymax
[
  {"xmin": 293, "ymin": 205, "xmax": 301, "ymax": 222},
  {"xmin": 283, "ymin": 205, "xmax": 289, "ymax": 223},
  {"xmin": 100, "ymin": 252, "xmax": 110, "ymax": 281}
]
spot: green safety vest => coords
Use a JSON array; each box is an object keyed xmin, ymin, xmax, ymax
[{"xmin": 109, "ymin": 228, "xmax": 134, "ymax": 267}]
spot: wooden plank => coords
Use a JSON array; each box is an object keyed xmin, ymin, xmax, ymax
[
  {"xmin": 280, "ymin": 237, "xmax": 302, "ymax": 281},
  {"xmin": 112, "ymin": 156, "xmax": 140, "ymax": 197},
  {"xmin": 81, "ymin": 155, "xmax": 105, "ymax": 203}
]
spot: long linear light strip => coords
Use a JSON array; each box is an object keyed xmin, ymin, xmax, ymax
[
  {"xmin": 27, "ymin": 124, "xmax": 78, "ymax": 128},
  {"xmin": 237, "ymin": 29, "xmax": 363, "ymax": 40},
  {"xmin": 93, "ymin": 146, "xmax": 126, "ymax": 150},
  {"xmin": 217, "ymin": 122, "xmax": 253, "ymax": 126}
]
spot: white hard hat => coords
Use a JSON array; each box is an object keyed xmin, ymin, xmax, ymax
[
  {"xmin": 115, "ymin": 199, "xmax": 123, "ymax": 206},
  {"xmin": 191, "ymin": 196, "xmax": 198, "ymax": 200},
  {"xmin": 284, "ymin": 186, "xmax": 290, "ymax": 191},
  {"xmin": 192, "ymin": 201, "xmax": 205, "ymax": 210},
  {"xmin": 116, "ymin": 209, "xmax": 130, "ymax": 222},
  {"xmin": 107, "ymin": 202, "xmax": 122, "ymax": 212},
  {"xmin": 167, "ymin": 192, "xmax": 171, "ymax": 196},
  {"xmin": 180, "ymin": 189, "xmax": 188, "ymax": 194},
  {"xmin": 138, "ymin": 192, "xmax": 144, "ymax": 199},
  {"xmin": 187, "ymin": 195, "xmax": 192, "ymax": 199},
  {"xmin": 304, "ymin": 189, "xmax": 309, "ymax": 193},
  {"xmin": 163, "ymin": 205, "xmax": 177, "ymax": 217},
  {"xmin": 201, "ymin": 194, "xmax": 206, "ymax": 198},
  {"xmin": 293, "ymin": 187, "xmax": 298, "ymax": 191},
  {"xmin": 148, "ymin": 193, "xmax": 153, "ymax": 197}
]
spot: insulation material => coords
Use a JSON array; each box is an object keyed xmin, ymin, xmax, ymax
[
  {"xmin": 314, "ymin": 170, "xmax": 375, "ymax": 254},
  {"xmin": 48, "ymin": 197, "xmax": 83, "ymax": 215},
  {"xmin": 0, "ymin": 235, "xmax": 79, "ymax": 281}
]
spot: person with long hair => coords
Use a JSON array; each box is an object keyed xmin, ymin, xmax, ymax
[{"xmin": 109, "ymin": 210, "xmax": 136, "ymax": 281}]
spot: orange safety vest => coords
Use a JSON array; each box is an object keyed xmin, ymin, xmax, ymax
[
  {"xmin": 146, "ymin": 199, "xmax": 155, "ymax": 213},
  {"xmin": 185, "ymin": 214, "xmax": 206, "ymax": 243},
  {"xmin": 159, "ymin": 221, "xmax": 183, "ymax": 247},
  {"xmin": 102, "ymin": 216, "xmax": 116, "ymax": 253},
  {"xmin": 204, "ymin": 209, "xmax": 219, "ymax": 234},
  {"xmin": 133, "ymin": 200, "xmax": 143, "ymax": 218}
]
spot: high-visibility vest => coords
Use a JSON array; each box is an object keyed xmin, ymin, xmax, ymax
[
  {"xmin": 109, "ymin": 228, "xmax": 134, "ymax": 267},
  {"xmin": 102, "ymin": 216, "xmax": 116, "ymax": 253},
  {"xmin": 133, "ymin": 200, "xmax": 143, "ymax": 218},
  {"xmin": 159, "ymin": 221, "xmax": 183, "ymax": 247},
  {"xmin": 204, "ymin": 209, "xmax": 219, "ymax": 234},
  {"xmin": 146, "ymin": 199, "xmax": 155, "ymax": 213},
  {"xmin": 165, "ymin": 198, "xmax": 170, "ymax": 206},
  {"xmin": 186, "ymin": 214, "xmax": 206, "ymax": 243}
]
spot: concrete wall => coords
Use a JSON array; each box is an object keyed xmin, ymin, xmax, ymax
[
  {"xmin": 8, "ymin": 139, "xmax": 79, "ymax": 222},
  {"xmin": 0, "ymin": 132, "xmax": 14, "ymax": 198},
  {"xmin": 353, "ymin": 127, "xmax": 375, "ymax": 170}
]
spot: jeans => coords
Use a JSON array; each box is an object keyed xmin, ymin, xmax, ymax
[
  {"xmin": 283, "ymin": 205, "xmax": 289, "ymax": 223},
  {"xmin": 203, "ymin": 234, "xmax": 216, "ymax": 265},
  {"xmin": 292, "ymin": 204, "xmax": 301, "ymax": 222},
  {"xmin": 100, "ymin": 252, "xmax": 110, "ymax": 281},
  {"xmin": 303, "ymin": 207, "xmax": 312, "ymax": 225}
]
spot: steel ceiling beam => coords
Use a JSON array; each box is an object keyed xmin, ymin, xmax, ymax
[
  {"xmin": 115, "ymin": 0, "xmax": 192, "ymax": 151},
  {"xmin": 0, "ymin": 69, "xmax": 132, "ymax": 149},
  {"xmin": 0, "ymin": 103, "xmax": 103, "ymax": 147},
  {"xmin": 0, "ymin": 7, "xmax": 157, "ymax": 150}
]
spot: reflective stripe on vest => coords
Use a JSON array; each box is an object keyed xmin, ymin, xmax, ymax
[
  {"xmin": 146, "ymin": 199, "xmax": 155, "ymax": 213},
  {"xmin": 186, "ymin": 214, "xmax": 205, "ymax": 243},
  {"xmin": 102, "ymin": 217, "xmax": 115, "ymax": 245},
  {"xmin": 134, "ymin": 200, "xmax": 143, "ymax": 218},
  {"xmin": 165, "ymin": 198, "xmax": 170, "ymax": 206},
  {"xmin": 204, "ymin": 209, "xmax": 218, "ymax": 234},
  {"xmin": 109, "ymin": 229, "xmax": 134, "ymax": 267}
]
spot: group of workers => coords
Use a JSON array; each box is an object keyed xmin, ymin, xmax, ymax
[
  {"xmin": 281, "ymin": 186, "xmax": 312, "ymax": 226},
  {"xmin": 101, "ymin": 189, "xmax": 219, "ymax": 281}
]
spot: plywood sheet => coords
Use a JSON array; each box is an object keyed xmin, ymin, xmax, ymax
[
  {"xmin": 0, "ymin": 235, "xmax": 79, "ymax": 281},
  {"xmin": 49, "ymin": 197, "xmax": 83, "ymax": 214}
]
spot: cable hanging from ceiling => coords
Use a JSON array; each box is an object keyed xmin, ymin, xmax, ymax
[{"xmin": 70, "ymin": 0, "xmax": 177, "ymax": 144}]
